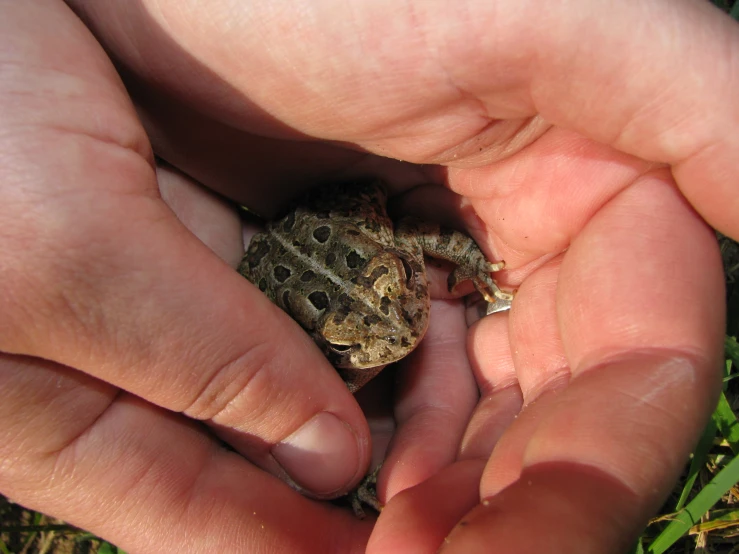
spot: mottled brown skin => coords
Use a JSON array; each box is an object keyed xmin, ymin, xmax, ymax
[{"xmin": 238, "ymin": 180, "xmax": 510, "ymax": 393}]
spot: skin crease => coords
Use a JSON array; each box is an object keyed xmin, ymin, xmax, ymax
[{"xmin": 0, "ymin": 0, "xmax": 735, "ymax": 553}]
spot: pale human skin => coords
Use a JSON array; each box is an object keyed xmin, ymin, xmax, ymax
[{"xmin": 0, "ymin": 1, "xmax": 736, "ymax": 552}]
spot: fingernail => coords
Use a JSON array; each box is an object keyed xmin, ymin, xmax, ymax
[{"xmin": 272, "ymin": 412, "xmax": 361, "ymax": 496}]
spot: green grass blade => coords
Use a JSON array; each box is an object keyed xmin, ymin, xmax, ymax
[
  {"xmin": 647, "ymin": 452, "xmax": 739, "ymax": 553},
  {"xmin": 98, "ymin": 542, "xmax": 116, "ymax": 554},
  {"xmin": 674, "ymin": 417, "xmax": 717, "ymax": 510},
  {"xmin": 713, "ymin": 392, "xmax": 739, "ymax": 454},
  {"xmin": 724, "ymin": 336, "xmax": 739, "ymax": 367},
  {"xmin": 691, "ymin": 508, "xmax": 739, "ymax": 532},
  {"xmin": 629, "ymin": 537, "xmax": 645, "ymax": 554}
]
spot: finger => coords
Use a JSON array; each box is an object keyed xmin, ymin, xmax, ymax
[
  {"xmin": 0, "ymin": 0, "xmax": 368, "ymax": 497},
  {"xmin": 520, "ymin": 1, "xmax": 739, "ymax": 239},
  {"xmin": 69, "ymin": 0, "xmax": 437, "ymax": 214},
  {"xmin": 70, "ymin": 1, "xmax": 739, "ymax": 239},
  {"xmin": 449, "ymin": 171, "xmax": 724, "ymax": 549},
  {"xmin": 450, "ymin": 2, "xmax": 739, "ymax": 241},
  {"xmin": 460, "ymin": 310, "xmax": 522, "ymax": 460},
  {"xmin": 156, "ymin": 161, "xmax": 244, "ymax": 268},
  {"xmin": 382, "ymin": 301, "xmax": 478, "ymax": 501},
  {"xmin": 367, "ymin": 461, "xmax": 484, "ymax": 554},
  {"xmin": 0, "ymin": 353, "xmax": 371, "ymax": 553},
  {"xmin": 505, "ymin": 256, "xmax": 569, "ymax": 402},
  {"xmin": 460, "ymin": 260, "xmax": 568, "ymax": 479}
]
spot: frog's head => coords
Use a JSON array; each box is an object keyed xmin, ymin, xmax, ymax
[{"xmin": 317, "ymin": 251, "xmax": 430, "ymax": 390}]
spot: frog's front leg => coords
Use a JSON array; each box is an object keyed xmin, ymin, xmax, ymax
[{"xmin": 395, "ymin": 217, "xmax": 513, "ymax": 302}]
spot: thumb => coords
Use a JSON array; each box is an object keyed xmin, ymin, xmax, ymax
[{"xmin": 0, "ymin": 0, "xmax": 370, "ymax": 498}]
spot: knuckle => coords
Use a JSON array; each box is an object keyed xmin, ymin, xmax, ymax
[{"xmin": 182, "ymin": 339, "xmax": 282, "ymax": 426}]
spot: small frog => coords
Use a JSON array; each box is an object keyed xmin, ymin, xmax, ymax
[{"xmin": 239, "ymin": 181, "xmax": 511, "ymax": 392}]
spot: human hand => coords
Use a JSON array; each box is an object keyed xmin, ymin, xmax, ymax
[
  {"xmin": 4, "ymin": 1, "xmax": 736, "ymax": 553},
  {"xmin": 0, "ymin": 2, "xmax": 379, "ymax": 552}
]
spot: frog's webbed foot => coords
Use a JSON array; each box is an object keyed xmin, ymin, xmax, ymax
[
  {"xmin": 449, "ymin": 261, "xmax": 515, "ymax": 303},
  {"xmin": 349, "ymin": 464, "xmax": 383, "ymax": 519}
]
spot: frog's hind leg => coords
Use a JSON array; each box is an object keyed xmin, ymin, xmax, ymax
[
  {"xmin": 396, "ymin": 217, "xmax": 513, "ymax": 303},
  {"xmin": 349, "ymin": 463, "xmax": 383, "ymax": 519}
]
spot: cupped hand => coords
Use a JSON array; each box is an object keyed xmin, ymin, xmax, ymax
[
  {"xmin": 0, "ymin": 2, "xmax": 376, "ymax": 553},
  {"xmin": 2, "ymin": 0, "xmax": 736, "ymax": 553},
  {"xmin": 371, "ymin": 151, "xmax": 723, "ymax": 553}
]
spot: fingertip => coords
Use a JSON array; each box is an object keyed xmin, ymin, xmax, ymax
[
  {"xmin": 368, "ymin": 461, "xmax": 484, "ymax": 554},
  {"xmin": 272, "ymin": 411, "xmax": 366, "ymax": 498}
]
